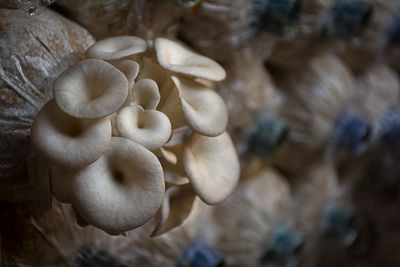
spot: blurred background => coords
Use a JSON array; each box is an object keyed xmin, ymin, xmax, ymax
[{"xmin": 1, "ymin": 0, "xmax": 400, "ymax": 266}]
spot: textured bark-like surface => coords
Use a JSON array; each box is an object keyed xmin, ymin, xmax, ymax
[
  {"xmin": 0, "ymin": 7, "xmax": 94, "ymax": 202},
  {"xmin": 300, "ymin": 147, "xmax": 400, "ymax": 267},
  {"xmin": 338, "ymin": 0, "xmax": 400, "ymax": 73},
  {"xmin": 54, "ymin": 0, "xmax": 181, "ymax": 39},
  {"xmin": 212, "ymin": 168, "xmax": 291, "ymax": 266},
  {"xmin": 0, "ymin": 199, "xmax": 213, "ymax": 267},
  {"xmin": 354, "ymin": 64, "xmax": 400, "ymax": 122},
  {"xmin": 179, "ymin": 0, "xmax": 256, "ymax": 62},
  {"xmin": 217, "ymin": 51, "xmax": 281, "ymax": 144},
  {"xmin": 271, "ymin": 53, "xmax": 355, "ymax": 176}
]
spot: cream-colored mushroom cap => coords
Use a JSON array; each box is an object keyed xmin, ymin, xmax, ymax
[
  {"xmin": 53, "ymin": 59, "xmax": 128, "ymax": 119},
  {"xmin": 69, "ymin": 137, "xmax": 165, "ymax": 234},
  {"xmin": 131, "ymin": 79, "xmax": 161, "ymax": 109},
  {"xmin": 154, "ymin": 147, "xmax": 178, "ymax": 165},
  {"xmin": 31, "ymin": 100, "xmax": 112, "ymax": 169},
  {"xmin": 152, "ymin": 183, "xmax": 196, "ymax": 236},
  {"xmin": 86, "ymin": 36, "xmax": 147, "ymax": 60},
  {"xmin": 157, "ymin": 81, "xmax": 186, "ymax": 130},
  {"xmin": 155, "ymin": 37, "xmax": 226, "ymax": 81},
  {"xmin": 172, "ymin": 76, "xmax": 228, "ymax": 137},
  {"xmin": 183, "ymin": 132, "xmax": 240, "ymax": 204},
  {"xmin": 111, "ymin": 60, "xmax": 140, "ymax": 89},
  {"xmin": 116, "ymin": 105, "xmax": 172, "ymax": 150}
]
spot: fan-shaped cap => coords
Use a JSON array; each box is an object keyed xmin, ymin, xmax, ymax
[
  {"xmin": 116, "ymin": 105, "xmax": 172, "ymax": 150},
  {"xmin": 111, "ymin": 60, "xmax": 140, "ymax": 89},
  {"xmin": 53, "ymin": 59, "xmax": 129, "ymax": 119},
  {"xmin": 182, "ymin": 132, "xmax": 240, "ymax": 204},
  {"xmin": 152, "ymin": 183, "xmax": 196, "ymax": 236},
  {"xmin": 64, "ymin": 137, "xmax": 165, "ymax": 234},
  {"xmin": 131, "ymin": 78, "xmax": 161, "ymax": 109},
  {"xmin": 86, "ymin": 36, "xmax": 147, "ymax": 60},
  {"xmin": 31, "ymin": 100, "xmax": 112, "ymax": 169},
  {"xmin": 155, "ymin": 37, "xmax": 226, "ymax": 81},
  {"xmin": 172, "ymin": 76, "xmax": 228, "ymax": 137}
]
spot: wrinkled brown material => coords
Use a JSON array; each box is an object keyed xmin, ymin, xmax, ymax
[
  {"xmin": 54, "ymin": 0, "xmax": 181, "ymax": 39},
  {"xmin": 212, "ymin": 168, "xmax": 290, "ymax": 266},
  {"xmin": 0, "ymin": 7, "xmax": 94, "ymax": 201},
  {"xmin": 217, "ymin": 51, "xmax": 282, "ymax": 143},
  {"xmin": 179, "ymin": 0, "xmax": 256, "ymax": 63},
  {"xmin": 0, "ymin": 199, "xmax": 213, "ymax": 266},
  {"xmin": 272, "ymin": 53, "xmax": 355, "ymax": 176}
]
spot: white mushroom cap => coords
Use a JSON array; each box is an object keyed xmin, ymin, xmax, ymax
[
  {"xmin": 182, "ymin": 132, "xmax": 240, "ymax": 204},
  {"xmin": 158, "ymin": 144, "xmax": 187, "ymax": 178},
  {"xmin": 66, "ymin": 137, "xmax": 165, "ymax": 234},
  {"xmin": 116, "ymin": 105, "xmax": 172, "ymax": 150},
  {"xmin": 138, "ymin": 57, "xmax": 170, "ymax": 87},
  {"xmin": 157, "ymin": 82, "xmax": 187, "ymax": 130},
  {"xmin": 154, "ymin": 147, "xmax": 178, "ymax": 165},
  {"xmin": 111, "ymin": 60, "xmax": 140, "ymax": 89},
  {"xmin": 131, "ymin": 78, "xmax": 161, "ymax": 109},
  {"xmin": 31, "ymin": 100, "xmax": 112, "ymax": 169},
  {"xmin": 152, "ymin": 183, "xmax": 196, "ymax": 236},
  {"xmin": 108, "ymin": 113, "xmax": 119, "ymax": 136},
  {"xmin": 53, "ymin": 59, "xmax": 129, "ymax": 119},
  {"xmin": 171, "ymin": 76, "xmax": 228, "ymax": 137},
  {"xmin": 86, "ymin": 36, "xmax": 147, "ymax": 60},
  {"xmin": 155, "ymin": 37, "xmax": 226, "ymax": 81}
]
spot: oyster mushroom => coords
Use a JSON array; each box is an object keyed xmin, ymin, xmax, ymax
[
  {"xmin": 116, "ymin": 105, "xmax": 172, "ymax": 150},
  {"xmin": 155, "ymin": 37, "xmax": 226, "ymax": 81},
  {"xmin": 31, "ymin": 100, "xmax": 112, "ymax": 169},
  {"xmin": 157, "ymin": 81, "xmax": 186, "ymax": 130},
  {"xmin": 130, "ymin": 78, "xmax": 161, "ymax": 109},
  {"xmin": 51, "ymin": 137, "xmax": 165, "ymax": 234},
  {"xmin": 111, "ymin": 60, "xmax": 140, "ymax": 89},
  {"xmin": 152, "ymin": 183, "xmax": 197, "ymax": 236},
  {"xmin": 158, "ymin": 144, "xmax": 187, "ymax": 177},
  {"xmin": 182, "ymin": 132, "xmax": 240, "ymax": 204},
  {"xmin": 53, "ymin": 59, "xmax": 129, "ymax": 119},
  {"xmin": 170, "ymin": 76, "xmax": 228, "ymax": 137},
  {"xmin": 154, "ymin": 147, "xmax": 178, "ymax": 165},
  {"xmin": 86, "ymin": 36, "xmax": 147, "ymax": 60}
]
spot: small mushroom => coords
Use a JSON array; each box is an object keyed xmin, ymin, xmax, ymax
[
  {"xmin": 171, "ymin": 76, "xmax": 228, "ymax": 137},
  {"xmin": 155, "ymin": 37, "xmax": 226, "ymax": 81},
  {"xmin": 53, "ymin": 59, "xmax": 129, "ymax": 119},
  {"xmin": 31, "ymin": 100, "xmax": 112, "ymax": 169},
  {"xmin": 158, "ymin": 144, "xmax": 187, "ymax": 177},
  {"xmin": 131, "ymin": 78, "xmax": 161, "ymax": 109},
  {"xmin": 182, "ymin": 132, "xmax": 240, "ymax": 204},
  {"xmin": 157, "ymin": 81, "xmax": 187, "ymax": 130},
  {"xmin": 57, "ymin": 137, "xmax": 165, "ymax": 234},
  {"xmin": 116, "ymin": 105, "xmax": 172, "ymax": 150},
  {"xmin": 154, "ymin": 147, "xmax": 178, "ymax": 165},
  {"xmin": 138, "ymin": 57, "xmax": 170, "ymax": 88},
  {"xmin": 86, "ymin": 36, "xmax": 147, "ymax": 60},
  {"xmin": 111, "ymin": 60, "xmax": 140, "ymax": 89},
  {"xmin": 152, "ymin": 183, "xmax": 197, "ymax": 236}
]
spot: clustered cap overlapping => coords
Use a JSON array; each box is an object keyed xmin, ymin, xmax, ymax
[{"xmin": 31, "ymin": 36, "xmax": 240, "ymax": 235}]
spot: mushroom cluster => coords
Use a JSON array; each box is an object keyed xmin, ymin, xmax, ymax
[{"xmin": 31, "ymin": 36, "xmax": 240, "ymax": 235}]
